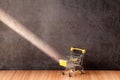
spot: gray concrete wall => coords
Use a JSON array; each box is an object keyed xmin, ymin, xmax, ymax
[{"xmin": 0, "ymin": 0, "xmax": 120, "ymax": 69}]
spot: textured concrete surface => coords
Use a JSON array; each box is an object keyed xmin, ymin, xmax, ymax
[{"xmin": 0, "ymin": 0, "xmax": 120, "ymax": 69}]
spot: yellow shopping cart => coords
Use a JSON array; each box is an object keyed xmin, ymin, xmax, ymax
[{"xmin": 59, "ymin": 47, "xmax": 86, "ymax": 77}]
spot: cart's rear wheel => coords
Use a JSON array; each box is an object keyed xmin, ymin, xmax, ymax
[{"xmin": 69, "ymin": 72, "xmax": 72, "ymax": 77}]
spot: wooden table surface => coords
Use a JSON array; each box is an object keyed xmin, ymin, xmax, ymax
[{"xmin": 0, "ymin": 70, "xmax": 119, "ymax": 80}]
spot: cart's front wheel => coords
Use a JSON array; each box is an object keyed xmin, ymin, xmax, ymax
[
  {"xmin": 62, "ymin": 71, "xmax": 65, "ymax": 75},
  {"xmin": 81, "ymin": 70, "xmax": 85, "ymax": 74}
]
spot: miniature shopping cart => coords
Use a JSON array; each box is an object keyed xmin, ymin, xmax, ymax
[{"xmin": 59, "ymin": 47, "xmax": 86, "ymax": 77}]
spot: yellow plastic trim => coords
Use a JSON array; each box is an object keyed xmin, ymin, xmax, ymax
[
  {"xmin": 59, "ymin": 59, "xmax": 67, "ymax": 67},
  {"xmin": 71, "ymin": 58, "xmax": 78, "ymax": 62}
]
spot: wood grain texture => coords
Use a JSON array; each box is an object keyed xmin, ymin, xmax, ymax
[{"xmin": 0, "ymin": 70, "xmax": 119, "ymax": 80}]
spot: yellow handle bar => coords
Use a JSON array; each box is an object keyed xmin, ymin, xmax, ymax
[{"xmin": 70, "ymin": 47, "xmax": 86, "ymax": 54}]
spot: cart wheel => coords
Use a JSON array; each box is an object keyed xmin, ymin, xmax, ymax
[
  {"xmin": 62, "ymin": 71, "xmax": 65, "ymax": 75},
  {"xmin": 81, "ymin": 70, "xmax": 85, "ymax": 74},
  {"xmin": 69, "ymin": 72, "xmax": 72, "ymax": 77}
]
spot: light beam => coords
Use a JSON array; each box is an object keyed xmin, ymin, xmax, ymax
[{"xmin": 0, "ymin": 8, "xmax": 63, "ymax": 62}]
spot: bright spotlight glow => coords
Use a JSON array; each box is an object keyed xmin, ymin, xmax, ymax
[{"xmin": 0, "ymin": 8, "xmax": 63, "ymax": 62}]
